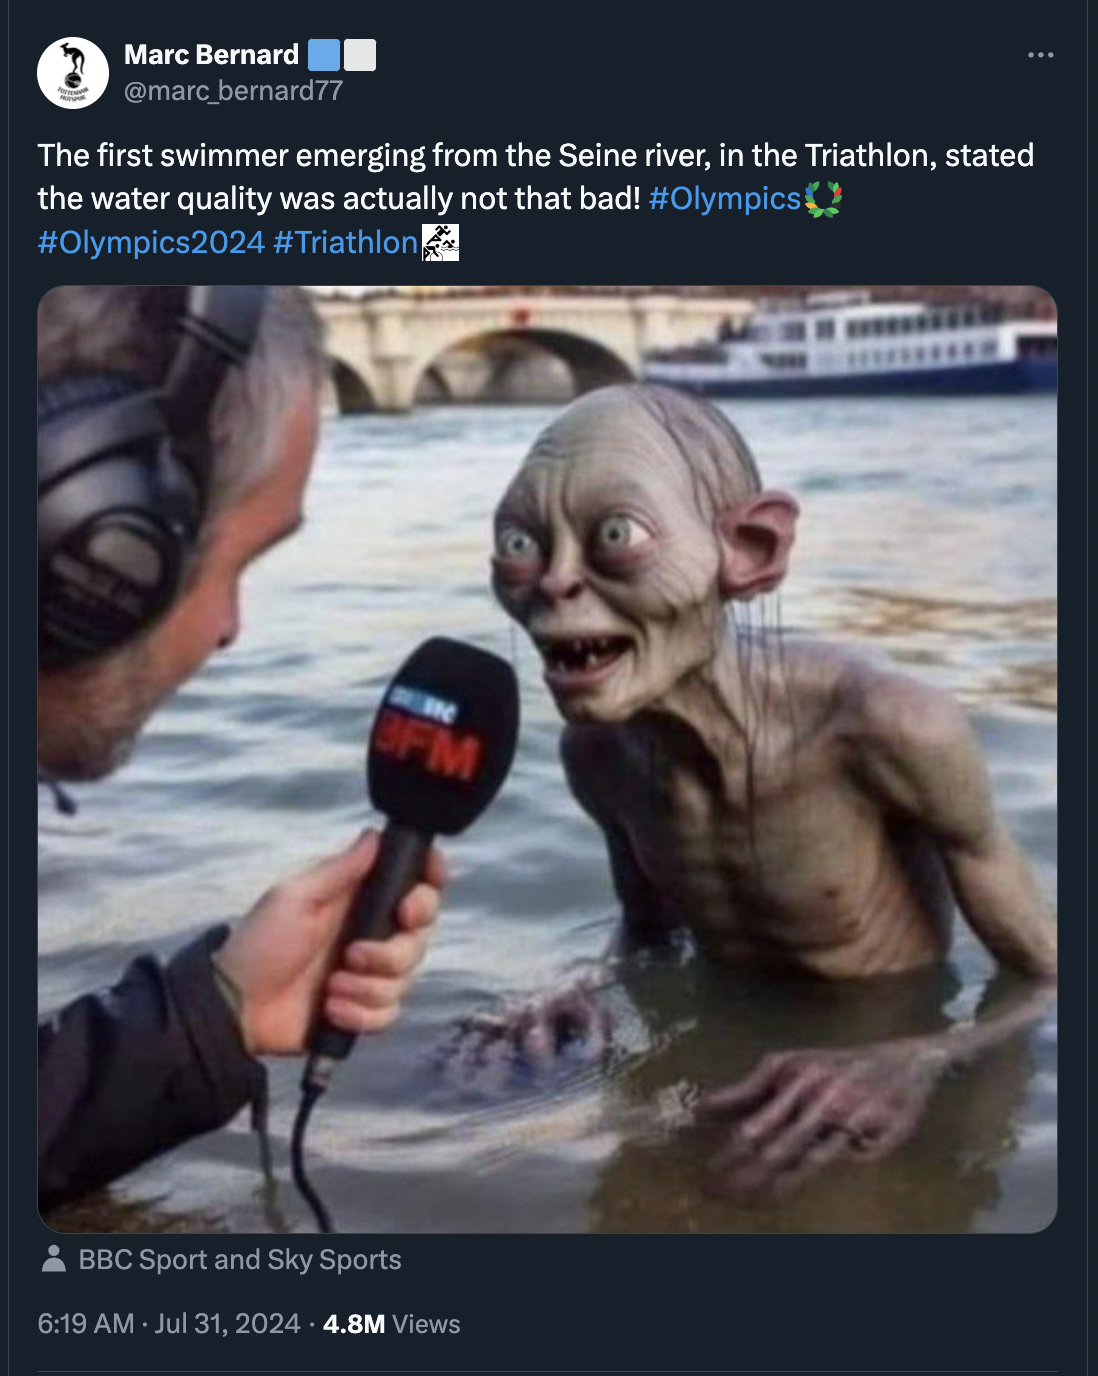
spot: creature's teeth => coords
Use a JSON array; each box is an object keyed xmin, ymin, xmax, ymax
[{"xmin": 540, "ymin": 636, "xmax": 629, "ymax": 674}]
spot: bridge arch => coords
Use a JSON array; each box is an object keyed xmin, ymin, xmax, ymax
[
  {"xmin": 326, "ymin": 355, "xmax": 379, "ymax": 414},
  {"xmin": 315, "ymin": 293, "xmax": 750, "ymax": 411},
  {"xmin": 411, "ymin": 327, "xmax": 634, "ymax": 406},
  {"xmin": 415, "ymin": 364, "xmax": 454, "ymax": 404}
]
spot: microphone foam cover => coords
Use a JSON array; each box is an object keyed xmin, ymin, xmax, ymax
[{"xmin": 367, "ymin": 637, "xmax": 519, "ymax": 836}]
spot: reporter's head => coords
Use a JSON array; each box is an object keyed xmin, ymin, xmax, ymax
[{"xmin": 37, "ymin": 286, "xmax": 326, "ymax": 782}]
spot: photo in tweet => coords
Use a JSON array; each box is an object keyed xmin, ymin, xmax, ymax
[{"xmin": 38, "ymin": 283, "xmax": 1057, "ymax": 1236}]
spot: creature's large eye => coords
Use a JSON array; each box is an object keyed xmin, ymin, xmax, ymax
[
  {"xmin": 495, "ymin": 526, "xmax": 541, "ymax": 562},
  {"xmin": 591, "ymin": 513, "xmax": 654, "ymax": 556}
]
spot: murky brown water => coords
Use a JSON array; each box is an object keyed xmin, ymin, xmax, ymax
[{"xmin": 40, "ymin": 395, "xmax": 1057, "ymax": 1233}]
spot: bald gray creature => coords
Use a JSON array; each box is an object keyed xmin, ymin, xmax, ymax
[{"xmin": 477, "ymin": 383, "xmax": 1055, "ymax": 1197}]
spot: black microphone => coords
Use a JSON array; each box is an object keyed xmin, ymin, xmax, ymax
[{"xmin": 302, "ymin": 636, "xmax": 519, "ymax": 1091}]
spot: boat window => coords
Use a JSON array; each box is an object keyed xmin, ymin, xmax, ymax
[
  {"xmin": 982, "ymin": 340, "xmax": 996, "ymax": 357},
  {"xmin": 947, "ymin": 344, "xmax": 957, "ymax": 358},
  {"xmin": 916, "ymin": 316, "xmax": 928, "ymax": 332},
  {"xmin": 780, "ymin": 321, "xmax": 806, "ymax": 342},
  {"xmin": 963, "ymin": 342, "xmax": 974, "ymax": 358},
  {"xmin": 1018, "ymin": 335, "xmax": 1057, "ymax": 359},
  {"xmin": 963, "ymin": 309, "xmax": 977, "ymax": 327},
  {"xmin": 946, "ymin": 311, "xmax": 959, "ymax": 329},
  {"xmin": 901, "ymin": 317, "xmax": 914, "ymax": 333},
  {"xmin": 815, "ymin": 319, "xmax": 835, "ymax": 340}
]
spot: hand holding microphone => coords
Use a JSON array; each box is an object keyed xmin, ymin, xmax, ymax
[
  {"xmin": 217, "ymin": 638, "xmax": 517, "ymax": 1068},
  {"xmin": 212, "ymin": 829, "xmax": 446, "ymax": 1057},
  {"xmin": 287, "ymin": 637, "xmax": 519, "ymax": 1230}
]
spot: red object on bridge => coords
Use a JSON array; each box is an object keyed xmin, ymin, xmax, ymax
[{"xmin": 510, "ymin": 307, "xmax": 532, "ymax": 328}]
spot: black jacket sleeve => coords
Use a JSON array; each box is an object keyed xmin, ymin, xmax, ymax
[{"xmin": 38, "ymin": 926, "xmax": 267, "ymax": 1211}]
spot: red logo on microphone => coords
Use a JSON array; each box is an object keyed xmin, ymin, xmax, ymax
[{"xmin": 374, "ymin": 709, "xmax": 483, "ymax": 781}]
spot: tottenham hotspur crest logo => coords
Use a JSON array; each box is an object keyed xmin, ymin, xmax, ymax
[{"xmin": 38, "ymin": 37, "xmax": 109, "ymax": 108}]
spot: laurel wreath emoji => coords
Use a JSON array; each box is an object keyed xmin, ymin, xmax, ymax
[{"xmin": 805, "ymin": 182, "xmax": 842, "ymax": 218}]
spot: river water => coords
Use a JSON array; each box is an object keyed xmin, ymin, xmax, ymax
[{"xmin": 39, "ymin": 395, "xmax": 1057, "ymax": 1234}]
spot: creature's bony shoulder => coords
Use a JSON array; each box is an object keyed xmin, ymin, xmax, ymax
[
  {"xmin": 762, "ymin": 638, "xmax": 875, "ymax": 740},
  {"xmin": 835, "ymin": 659, "xmax": 973, "ymax": 771}
]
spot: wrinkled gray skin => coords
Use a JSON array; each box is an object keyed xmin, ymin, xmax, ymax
[
  {"xmin": 465, "ymin": 384, "xmax": 1056, "ymax": 1199},
  {"xmin": 438, "ymin": 985, "xmax": 613, "ymax": 1093}
]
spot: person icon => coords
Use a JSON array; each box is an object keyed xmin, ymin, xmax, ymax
[{"xmin": 42, "ymin": 1245, "xmax": 66, "ymax": 1272}]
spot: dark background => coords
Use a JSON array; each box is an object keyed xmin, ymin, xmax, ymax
[{"xmin": 14, "ymin": 2, "xmax": 1085, "ymax": 1372}]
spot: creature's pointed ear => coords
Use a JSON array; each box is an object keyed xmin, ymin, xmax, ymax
[{"xmin": 716, "ymin": 491, "xmax": 800, "ymax": 600}]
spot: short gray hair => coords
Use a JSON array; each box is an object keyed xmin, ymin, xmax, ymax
[{"xmin": 37, "ymin": 285, "xmax": 327, "ymax": 520}]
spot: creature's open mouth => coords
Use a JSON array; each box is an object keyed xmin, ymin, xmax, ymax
[{"xmin": 535, "ymin": 634, "xmax": 633, "ymax": 683}]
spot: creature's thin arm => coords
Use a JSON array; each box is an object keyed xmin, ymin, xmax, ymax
[
  {"xmin": 853, "ymin": 672, "xmax": 1057, "ymax": 979},
  {"xmin": 940, "ymin": 823, "xmax": 1057, "ymax": 977},
  {"xmin": 916, "ymin": 972, "xmax": 1055, "ymax": 1067},
  {"xmin": 561, "ymin": 726, "xmax": 669, "ymax": 947},
  {"xmin": 604, "ymin": 825, "xmax": 676, "ymax": 950}
]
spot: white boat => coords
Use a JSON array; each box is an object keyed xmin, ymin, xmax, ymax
[{"xmin": 643, "ymin": 291, "xmax": 1056, "ymax": 397}]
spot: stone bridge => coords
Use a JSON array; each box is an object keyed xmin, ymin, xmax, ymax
[{"xmin": 318, "ymin": 291, "xmax": 748, "ymax": 412}]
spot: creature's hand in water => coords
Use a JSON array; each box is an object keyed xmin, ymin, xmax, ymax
[
  {"xmin": 442, "ymin": 984, "xmax": 613, "ymax": 1085},
  {"xmin": 699, "ymin": 1041, "xmax": 945, "ymax": 1200}
]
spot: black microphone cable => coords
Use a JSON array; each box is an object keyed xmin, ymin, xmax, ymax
[
  {"xmin": 38, "ymin": 763, "xmax": 77, "ymax": 816},
  {"xmin": 289, "ymin": 830, "xmax": 428, "ymax": 1233},
  {"xmin": 290, "ymin": 1077, "xmax": 335, "ymax": 1233}
]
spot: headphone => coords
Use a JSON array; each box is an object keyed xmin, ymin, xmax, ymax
[{"xmin": 37, "ymin": 285, "xmax": 267, "ymax": 670}]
